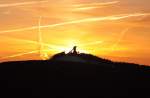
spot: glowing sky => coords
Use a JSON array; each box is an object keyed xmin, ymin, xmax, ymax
[{"xmin": 0, "ymin": 0, "xmax": 150, "ymax": 65}]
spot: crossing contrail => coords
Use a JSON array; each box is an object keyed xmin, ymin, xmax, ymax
[
  {"xmin": 0, "ymin": 40, "xmax": 103, "ymax": 60},
  {"xmin": 38, "ymin": 16, "xmax": 43, "ymax": 59},
  {"xmin": 0, "ymin": 0, "xmax": 48, "ymax": 8},
  {"xmin": 0, "ymin": 28, "xmax": 128, "ymax": 60},
  {"xmin": 38, "ymin": 16, "xmax": 50, "ymax": 60},
  {"xmin": 0, "ymin": 50, "xmax": 39, "ymax": 60},
  {"xmin": 72, "ymin": 6, "xmax": 101, "ymax": 11},
  {"xmin": 0, "ymin": 13, "xmax": 149, "ymax": 34},
  {"xmin": 72, "ymin": 1, "xmax": 119, "ymax": 11},
  {"xmin": 0, "ymin": 46, "xmax": 63, "ymax": 60},
  {"xmin": 111, "ymin": 28, "xmax": 130, "ymax": 52},
  {"xmin": 1, "ymin": 35, "xmax": 61, "ymax": 49},
  {"xmin": 0, "ymin": 13, "xmax": 149, "ymax": 60},
  {"xmin": 0, "ymin": 47, "xmax": 63, "ymax": 60},
  {"xmin": 72, "ymin": 1, "xmax": 119, "ymax": 7},
  {"xmin": 0, "ymin": 48, "xmax": 60, "ymax": 60},
  {"xmin": 0, "ymin": 35, "xmax": 65, "ymax": 60}
]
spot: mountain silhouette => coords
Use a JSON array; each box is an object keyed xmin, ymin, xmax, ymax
[{"xmin": 0, "ymin": 52, "xmax": 150, "ymax": 98}]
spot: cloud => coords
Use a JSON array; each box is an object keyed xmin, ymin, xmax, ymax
[
  {"xmin": 0, "ymin": 0, "xmax": 48, "ymax": 8},
  {"xmin": 72, "ymin": 6, "xmax": 101, "ymax": 11},
  {"xmin": 0, "ymin": 13, "xmax": 149, "ymax": 34},
  {"xmin": 71, "ymin": 1, "xmax": 119, "ymax": 11},
  {"xmin": 111, "ymin": 28, "xmax": 130, "ymax": 52},
  {"xmin": 72, "ymin": 1, "xmax": 119, "ymax": 7},
  {"xmin": 0, "ymin": 50, "xmax": 39, "ymax": 60}
]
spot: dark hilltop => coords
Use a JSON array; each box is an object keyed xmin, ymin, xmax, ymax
[{"xmin": 0, "ymin": 46, "xmax": 150, "ymax": 98}]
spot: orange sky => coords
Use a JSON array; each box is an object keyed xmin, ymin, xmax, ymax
[{"xmin": 0, "ymin": 0, "xmax": 150, "ymax": 65}]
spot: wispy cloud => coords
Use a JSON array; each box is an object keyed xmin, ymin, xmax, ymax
[
  {"xmin": 0, "ymin": 13, "xmax": 149, "ymax": 34},
  {"xmin": 72, "ymin": 1, "xmax": 119, "ymax": 11},
  {"xmin": 0, "ymin": 50, "xmax": 39, "ymax": 60},
  {"xmin": 0, "ymin": 0, "xmax": 48, "ymax": 8},
  {"xmin": 111, "ymin": 28, "xmax": 130, "ymax": 52},
  {"xmin": 72, "ymin": 1, "xmax": 119, "ymax": 7},
  {"xmin": 72, "ymin": 6, "xmax": 101, "ymax": 11}
]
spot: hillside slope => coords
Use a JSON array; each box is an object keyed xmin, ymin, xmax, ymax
[{"xmin": 0, "ymin": 54, "xmax": 150, "ymax": 98}]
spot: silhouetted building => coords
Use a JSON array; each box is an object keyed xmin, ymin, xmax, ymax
[{"xmin": 69, "ymin": 46, "xmax": 78, "ymax": 54}]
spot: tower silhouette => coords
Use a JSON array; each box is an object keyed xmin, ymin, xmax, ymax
[{"xmin": 69, "ymin": 46, "xmax": 78, "ymax": 54}]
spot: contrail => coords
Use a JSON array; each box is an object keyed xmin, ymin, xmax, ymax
[
  {"xmin": 0, "ymin": 40, "xmax": 102, "ymax": 60},
  {"xmin": 1, "ymin": 35, "xmax": 61, "ymax": 49},
  {"xmin": 0, "ymin": 35, "xmax": 66, "ymax": 54},
  {"xmin": 38, "ymin": 16, "xmax": 43, "ymax": 59},
  {"xmin": 0, "ymin": 0, "xmax": 48, "ymax": 8},
  {"xmin": 0, "ymin": 28, "xmax": 127, "ymax": 60},
  {"xmin": 72, "ymin": 6, "xmax": 101, "ymax": 11},
  {"xmin": 0, "ymin": 50, "xmax": 39, "ymax": 60},
  {"xmin": 0, "ymin": 47, "xmax": 60, "ymax": 60},
  {"xmin": 72, "ymin": 1, "xmax": 119, "ymax": 11},
  {"xmin": 0, "ymin": 13, "xmax": 149, "ymax": 34},
  {"xmin": 38, "ymin": 16, "xmax": 49, "ymax": 60},
  {"xmin": 111, "ymin": 28, "xmax": 130, "ymax": 52},
  {"xmin": 0, "ymin": 35, "xmax": 66, "ymax": 60},
  {"xmin": 72, "ymin": 1, "xmax": 119, "ymax": 7},
  {"xmin": 0, "ymin": 47, "xmax": 63, "ymax": 60},
  {"xmin": 0, "ymin": 26, "xmax": 38, "ymax": 34}
]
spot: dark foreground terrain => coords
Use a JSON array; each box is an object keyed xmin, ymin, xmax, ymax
[{"xmin": 0, "ymin": 54, "xmax": 150, "ymax": 98}]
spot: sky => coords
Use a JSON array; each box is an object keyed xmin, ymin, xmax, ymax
[{"xmin": 0, "ymin": 0, "xmax": 150, "ymax": 65}]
